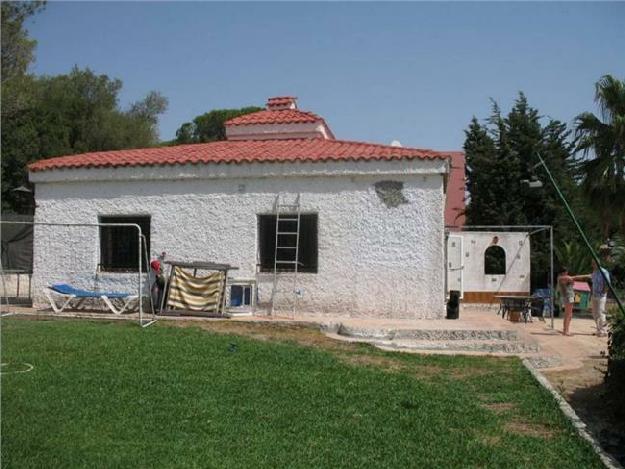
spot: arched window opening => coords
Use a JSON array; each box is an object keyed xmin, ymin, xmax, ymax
[{"xmin": 484, "ymin": 245, "xmax": 506, "ymax": 275}]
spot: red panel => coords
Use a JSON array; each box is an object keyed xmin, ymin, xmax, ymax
[{"xmin": 444, "ymin": 151, "xmax": 466, "ymax": 228}]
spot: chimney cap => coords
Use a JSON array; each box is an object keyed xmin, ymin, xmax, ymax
[{"xmin": 267, "ymin": 96, "xmax": 297, "ymax": 110}]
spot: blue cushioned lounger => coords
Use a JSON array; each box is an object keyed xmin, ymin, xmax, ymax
[{"xmin": 45, "ymin": 283, "xmax": 138, "ymax": 315}]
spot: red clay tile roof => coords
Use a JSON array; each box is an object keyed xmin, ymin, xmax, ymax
[
  {"xmin": 225, "ymin": 109, "xmax": 322, "ymax": 126},
  {"xmin": 29, "ymin": 138, "xmax": 450, "ymax": 172}
]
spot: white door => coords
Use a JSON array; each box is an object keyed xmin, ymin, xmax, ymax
[{"xmin": 447, "ymin": 235, "xmax": 464, "ymax": 298}]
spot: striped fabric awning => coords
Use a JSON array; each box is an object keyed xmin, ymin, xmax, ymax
[{"xmin": 167, "ymin": 267, "xmax": 224, "ymax": 313}]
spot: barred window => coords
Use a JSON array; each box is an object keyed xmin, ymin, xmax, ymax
[{"xmin": 99, "ymin": 215, "xmax": 150, "ymax": 272}]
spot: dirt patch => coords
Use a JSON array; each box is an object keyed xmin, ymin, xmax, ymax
[
  {"xmin": 163, "ymin": 320, "xmax": 495, "ymax": 382},
  {"xmin": 479, "ymin": 434, "xmax": 501, "ymax": 447},
  {"xmin": 481, "ymin": 402, "xmax": 516, "ymax": 414},
  {"xmin": 544, "ymin": 357, "xmax": 625, "ymax": 464},
  {"xmin": 1, "ymin": 313, "xmax": 66, "ymax": 322},
  {"xmin": 446, "ymin": 367, "xmax": 493, "ymax": 380},
  {"xmin": 166, "ymin": 320, "xmax": 355, "ymax": 353},
  {"xmin": 544, "ymin": 357, "xmax": 607, "ymax": 395},
  {"xmin": 169, "ymin": 320, "xmax": 422, "ymax": 372},
  {"xmin": 337, "ymin": 354, "xmax": 406, "ymax": 372},
  {"xmin": 337, "ymin": 354, "xmax": 452, "ymax": 380},
  {"xmin": 504, "ymin": 420, "xmax": 555, "ymax": 439}
]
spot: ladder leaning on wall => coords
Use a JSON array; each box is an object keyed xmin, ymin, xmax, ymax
[{"xmin": 270, "ymin": 193, "xmax": 301, "ymax": 317}]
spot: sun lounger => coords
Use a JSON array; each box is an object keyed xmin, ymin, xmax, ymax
[{"xmin": 45, "ymin": 283, "xmax": 139, "ymax": 315}]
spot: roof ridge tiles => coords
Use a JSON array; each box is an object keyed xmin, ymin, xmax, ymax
[
  {"xmin": 225, "ymin": 108, "xmax": 323, "ymax": 126},
  {"xmin": 329, "ymin": 138, "xmax": 438, "ymax": 153}
]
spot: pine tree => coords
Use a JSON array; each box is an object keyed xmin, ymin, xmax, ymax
[
  {"xmin": 465, "ymin": 93, "xmax": 580, "ymax": 231},
  {"xmin": 464, "ymin": 117, "xmax": 498, "ymax": 224},
  {"xmin": 463, "ymin": 93, "xmax": 590, "ymax": 285}
]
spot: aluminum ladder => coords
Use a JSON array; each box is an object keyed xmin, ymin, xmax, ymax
[{"xmin": 270, "ymin": 194, "xmax": 301, "ymax": 317}]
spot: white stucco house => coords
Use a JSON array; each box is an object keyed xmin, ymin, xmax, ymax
[{"xmin": 29, "ymin": 96, "xmax": 458, "ymax": 319}]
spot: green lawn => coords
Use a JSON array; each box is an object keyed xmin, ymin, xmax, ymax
[{"xmin": 1, "ymin": 318, "xmax": 601, "ymax": 468}]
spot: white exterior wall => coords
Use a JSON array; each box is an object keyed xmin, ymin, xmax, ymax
[
  {"xmin": 450, "ymin": 231, "xmax": 531, "ymax": 294},
  {"xmin": 31, "ymin": 159, "xmax": 447, "ymax": 319}
]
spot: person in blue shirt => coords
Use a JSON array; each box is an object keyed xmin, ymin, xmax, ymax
[{"xmin": 574, "ymin": 260, "xmax": 610, "ymax": 337}]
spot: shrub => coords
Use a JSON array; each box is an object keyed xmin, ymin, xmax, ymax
[{"xmin": 606, "ymin": 305, "xmax": 625, "ymax": 418}]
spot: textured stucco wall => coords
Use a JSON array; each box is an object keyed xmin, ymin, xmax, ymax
[
  {"xmin": 31, "ymin": 160, "xmax": 447, "ymax": 318},
  {"xmin": 450, "ymin": 231, "xmax": 531, "ymax": 294}
]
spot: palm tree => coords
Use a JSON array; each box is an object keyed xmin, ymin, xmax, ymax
[
  {"xmin": 575, "ymin": 75, "xmax": 625, "ymax": 237},
  {"xmin": 554, "ymin": 240, "xmax": 592, "ymax": 276}
]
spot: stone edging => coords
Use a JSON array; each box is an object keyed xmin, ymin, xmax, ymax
[{"xmin": 522, "ymin": 359, "xmax": 622, "ymax": 469}]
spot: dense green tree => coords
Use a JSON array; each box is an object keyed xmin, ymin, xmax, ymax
[
  {"xmin": 2, "ymin": 2, "xmax": 45, "ymax": 212},
  {"xmin": 128, "ymin": 91, "xmax": 168, "ymax": 130},
  {"xmin": 575, "ymin": 74, "xmax": 625, "ymax": 237},
  {"xmin": 1, "ymin": 1, "xmax": 45, "ymax": 121},
  {"xmin": 1, "ymin": 1, "xmax": 45, "ymax": 82},
  {"xmin": 464, "ymin": 93, "xmax": 586, "ymax": 285},
  {"xmin": 174, "ymin": 107, "xmax": 262, "ymax": 144},
  {"xmin": 175, "ymin": 122, "xmax": 195, "ymax": 144},
  {"xmin": 1, "ymin": 5, "xmax": 168, "ymax": 213},
  {"xmin": 553, "ymin": 241, "xmax": 592, "ymax": 277},
  {"xmin": 464, "ymin": 117, "xmax": 499, "ymax": 223},
  {"xmin": 465, "ymin": 94, "xmax": 578, "ymax": 228},
  {"xmin": 1, "ymin": 68, "xmax": 168, "ymax": 212}
]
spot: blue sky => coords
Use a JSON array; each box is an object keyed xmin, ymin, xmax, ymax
[{"xmin": 27, "ymin": 2, "xmax": 625, "ymax": 151}]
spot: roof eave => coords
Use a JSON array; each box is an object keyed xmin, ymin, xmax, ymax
[{"xmin": 29, "ymin": 157, "xmax": 449, "ymax": 184}]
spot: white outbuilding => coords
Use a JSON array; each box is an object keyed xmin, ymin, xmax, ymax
[
  {"xmin": 446, "ymin": 231, "xmax": 532, "ymax": 303},
  {"xmin": 29, "ymin": 96, "xmax": 456, "ymax": 319}
]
